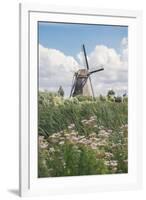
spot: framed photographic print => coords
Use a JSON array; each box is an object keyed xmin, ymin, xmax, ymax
[{"xmin": 19, "ymin": 3, "xmax": 142, "ymax": 197}]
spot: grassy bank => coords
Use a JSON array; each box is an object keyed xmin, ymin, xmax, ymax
[{"xmin": 38, "ymin": 91, "xmax": 128, "ymax": 177}]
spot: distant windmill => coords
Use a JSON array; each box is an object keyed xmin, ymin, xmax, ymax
[{"xmin": 70, "ymin": 44, "xmax": 104, "ymax": 97}]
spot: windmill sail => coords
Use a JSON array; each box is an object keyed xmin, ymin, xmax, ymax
[
  {"xmin": 82, "ymin": 44, "xmax": 95, "ymax": 97},
  {"xmin": 88, "ymin": 76, "xmax": 95, "ymax": 97},
  {"xmin": 82, "ymin": 44, "xmax": 89, "ymax": 70}
]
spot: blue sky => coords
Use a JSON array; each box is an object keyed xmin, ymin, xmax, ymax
[
  {"xmin": 38, "ymin": 22, "xmax": 128, "ymax": 57},
  {"xmin": 38, "ymin": 22, "xmax": 128, "ymax": 97}
]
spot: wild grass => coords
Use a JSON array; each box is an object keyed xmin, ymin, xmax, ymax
[{"xmin": 38, "ymin": 91, "xmax": 128, "ymax": 177}]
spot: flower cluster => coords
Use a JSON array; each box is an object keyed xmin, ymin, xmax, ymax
[{"xmin": 39, "ymin": 116, "xmax": 128, "ymax": 176}]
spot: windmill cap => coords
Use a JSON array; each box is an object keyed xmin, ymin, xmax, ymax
[{"xmin": 76, "ymin": 69, "xmax": 88, "ymax": 77}]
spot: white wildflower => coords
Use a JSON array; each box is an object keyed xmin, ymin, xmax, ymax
[
  {"xmin": 70, "ymin": 130, "xmax": 78, "ymax": 136},
  {"xmin": 107, "ymin": 129, "xmax": 112, "ymax": 133},
  {"xmin": 89, "ymin": 132, "xmax": 97, "ymax": 137},
  {"xmin": 112, "ymin": 167, "xmax": 117, "ymax": 172},
  {"xmin": 70, "ymin": 136, "xmax": 78, "ymax": 143},
  {"xmin": 105, "ymin": 152, "xmax": 113, "ymax": 158},
  {"xmin": 64, "ymin": 133, "xmax": 70, "ymax": 137},
  {"xmin": 105, "ymin": 160, "xmax": 118, "ymax": 167},
  {"xmin": 98, "ymin": 125, "xmax": 104, "ymax": 130},
  {"xmin": 49, "ymin": 147, "xmax": 55, "ymax": 153},
  {"xmin": 79, "ymin": 135, "xmax": 85, "ymax": 139},
  {"xmin": 97, "ymin": 140, "xmax": 107, "ymax": 147},
  {"xmin": 90, "ymin": 116, "xmax": 96, "ymax": 121},
  {"xmin": 123, "ymin": 159, "xmax": 128, "ymax": 164},
  {"xmin": 59, "ymin": 141, "xmax": 65, "ymax": 145},
  {"xmin": 98, "ymin": 130, "xmax": 107, "ymax": 135},
  {"xmin": 81, "ymin": 119, "xmax": 88, "ymax": 123},
  {"xmin": 110, "ymin": 160, "xmax": 118, "ymax": 167},
  {"xmin": 68, "ymin": 123, "xmax": 75, "ymax": 129},
  {"xmin": 90, "ymin": 143, "xmax": 97, "ymax": 150},
  {"xmin": 39, "ymin": 135, "xmax": 44, "ymax": 142},
  {"xmin": 40, "ymin": 143, "xmax": 48, "ymax": 149},
  {"xmin": 98, "ymin": 130, "xmax": 110, "ymax": 138},
  {"xmin": 39, "ymin": 136, "xmax": 48, "ymax": 149}
]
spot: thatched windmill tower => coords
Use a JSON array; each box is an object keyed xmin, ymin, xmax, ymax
[{"xmin": 70, "ymin": 44, "xmax": 104, "ymax": 97}]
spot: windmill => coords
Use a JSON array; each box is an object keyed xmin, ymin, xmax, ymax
[{"xmin": 70, "ymin": 44, "xmax": 104, "ymax": 97}]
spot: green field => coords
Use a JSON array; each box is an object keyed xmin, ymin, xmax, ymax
[{"xmin": 38, "ymin": 91, "xmax": 128, "ymax": 177}]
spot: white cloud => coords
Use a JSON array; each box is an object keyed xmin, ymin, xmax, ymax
[
  {"xmin": 89, "ymin": 45, "xmax": 121, "ymax": 66},
  {"xmin": 121, "ymin": 37, "xmax": 128, "ymax": 48},
  {"xmin": 120, "ymin": 37, "xmax": 128, "ymax": 62},
  {"xmin": 77, "ymin": 41, "xmax": 128, "ymax": 96},
  {"xmin": 39, "ymin": 44, "xmax": 80, "ymax": 95},
  {"xmin": 39, "ymin": 38, "xmax": 128, "ymax": 97}
]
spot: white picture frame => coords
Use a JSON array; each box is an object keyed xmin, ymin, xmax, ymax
[{"xmin": 19, "ymin": 3, "xmax": 143, "ymax": 197}]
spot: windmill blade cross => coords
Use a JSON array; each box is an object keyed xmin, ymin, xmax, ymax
[
  {"xmin": 82, "ymin": 44, "xmax": 89, "ymax": 70},
  {"xmin": 70, "ymin": 44, "xmax": 104, "ymax": 98},
  {"xmin": 89, "ymin": 67, "xmax": 104, "ymax": 75}
]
